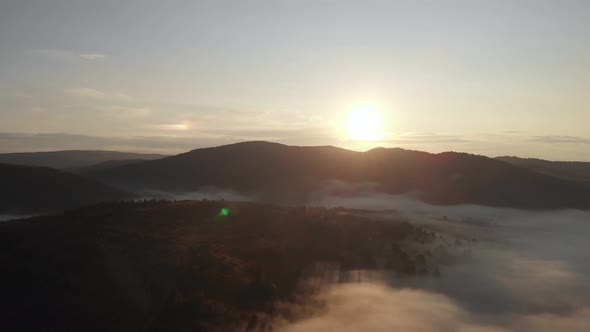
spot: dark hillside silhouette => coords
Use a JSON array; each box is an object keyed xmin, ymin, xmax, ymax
[
  {"xmin": 89, "ymin": 141, "xmax": 590, "ymax": 209},
  {"xmin": 68, "ymin": 159, "xmax": 152, "ymax": 174},
  {"xmin": 0, "ymin": 200, "xmax": 435, "ymax": 331},
  {"xmin": 0, "ymin": 163, "xmax": 134, "ymax": 213}
]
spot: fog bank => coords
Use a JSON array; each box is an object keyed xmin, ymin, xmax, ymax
[
  {"xmin": 275, "ymin": 183, "xmax": 590, "ymax": 331},
  {"xmin": 278, "ymin": 283, "xmax": 590, "ymax": 332},
  {"xmin": 137, "ymin": 188, "xmax": 253, "ymax": 202}
]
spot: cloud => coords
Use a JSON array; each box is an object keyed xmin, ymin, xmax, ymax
[
  {"xmin": 151, "ymin": 122, "xmax": 193, "ymax": 131},
  {"xmin": 380, "ymin": 132, "xmax": 473, "ymax": 144},
  {"xmin": 79, "ymin": 53, "xmax": 105, "ymax": 60},
  {"xmin": 65, "ymin": 88, "xmax": 133, "ymax": 102},
  {"xmin": 198, "ymin": 127, "xmax": 334, "ymax": 142},
  {"xmin": 216, "ymin": 109, "xmax": 269, "ymax": 118},
  {"xmin": 529, "ymin": 135, "xmax": 590, "ymax": 144},
  {"xmin": 0, "ymin": 133, "xmax": 199, "ymax": 154},
  {"xmin": 30, "ymin": 49, "xmax": 106, "ymax": 61},
  {"xmin": 94, "ymin": 105, "xmax": 150, "ymax": 118}
]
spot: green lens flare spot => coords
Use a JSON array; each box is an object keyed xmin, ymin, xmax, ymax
[{"xmin": 219, "ymin": 208, "xmax": 229, "ymax": 217}]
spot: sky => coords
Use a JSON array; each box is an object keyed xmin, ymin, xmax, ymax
[{"xmin": 0, "ymin": 0, "xmax": 589, "ymax": 160}]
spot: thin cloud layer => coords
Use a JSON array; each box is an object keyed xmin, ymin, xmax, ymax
[
  {"xmin": 64, "ymin": 88, "xmax": 133, "ymax": 102},
  {"xmin": 79, "ymin": 53, "xmax": 105, "ymax": 60},
  {"xmin": 529, "ymin": 135, "xmax": 590, "ymax": 145}
]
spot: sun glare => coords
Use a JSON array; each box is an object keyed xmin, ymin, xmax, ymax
[{"xmin": 345, "ymin": 106, "xmax": 382, "ymax": 141}]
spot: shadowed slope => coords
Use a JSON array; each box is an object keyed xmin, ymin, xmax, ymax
[
  {"xmin": 497, "ymin": 156, "xmax": 590, "ymax": 185},
  {"xmin": 0, "ymin": 163, "xmax": 134, "ymax": 213},
  {"xmin": 68, "ymin": 159, "xmax": 152, "ymax": 174}
]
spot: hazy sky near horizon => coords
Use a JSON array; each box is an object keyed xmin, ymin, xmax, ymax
[{"xmin": 1, "ymin": 0, "xmax": 589, "ymax": 160}]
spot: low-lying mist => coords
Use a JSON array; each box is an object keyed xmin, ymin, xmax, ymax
[
  {"xmin": 274, "ymin": 181, "xmax": 590, "ymax": 332},
  {"xmin": 137, "ymin": 188, "xmax": 253, "ymax": 202},
  {"xmin": 130, "ymin": 181, "xmax": 589, "ymax": 331},
  {"xmin": 278, "ymin": 283, "xmax": 590, "ymax": 332},
  {"xmin": 0, "ymin": 214, "xmax": 36, "ymax": 222}
]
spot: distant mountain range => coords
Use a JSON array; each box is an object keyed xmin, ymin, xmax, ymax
[
  {"xmin": 2, "ymin": 142, "xmax": 588, "ymax": 212},
  {"xmin": 88, "ymin": 141, "xmax": 590, "ymax": 209},
  {"xmin": 0, "ymin": 150, "xmax": 167, "ymax": 169},
  {"xmin": 497, "ymin": 156, "xmax": 590, "ymax": 185},
  {"xmin": 0, "ymin": 163, "xmax": 134, "ymax": 213}
]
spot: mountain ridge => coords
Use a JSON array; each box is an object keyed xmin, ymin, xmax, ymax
[
  {"xmin": 497, "ymin": 156, "xmax": 590, "ymax": 185},
  {"xmin": 0, "ymin": 150, "xmax": 168, "ymax": 169},
  {"xmin": 88, "ymin": 141, "xmax": 590, "ymax": 209}
]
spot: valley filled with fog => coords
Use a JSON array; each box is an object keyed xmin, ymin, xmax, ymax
[
  {"xmin": 273, "ymin": 188, "xmax": 590, "ymax": 331},
  {"xmin": 116, "ymin": 183, "xmax": 590, "ymax": 331}
]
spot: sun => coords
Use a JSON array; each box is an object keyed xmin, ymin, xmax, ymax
[{"xmin": 345, "ymin": 105, "xmax": 382, "ymax": 141}]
